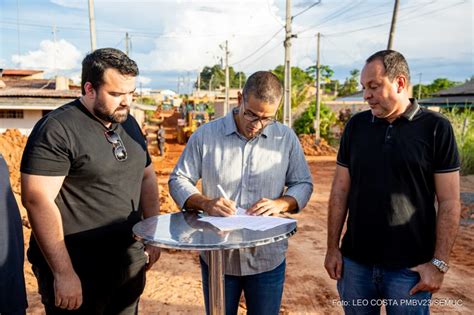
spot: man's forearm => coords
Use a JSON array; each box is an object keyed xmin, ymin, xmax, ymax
[
  {"xmin": 327, "ymin": 192, "xmax": 348, "ymax": 250},
  {"xmin": 274, "ymin": 196, "xmax": 298, "ymax": 213},
  {"xmin": 184, "ymin": 193, "xmax": 211, "ymax": 212},
  {"xmin": 140, "ymin": 170, "xmax": 160, "ymax": 218},
  {"xmin": 25, "ymin": 200, "xmax": 74, "ymax": 276},
  {"xmin": 434, "ymin": 199, "xmax": 461, "ymax": 262}
]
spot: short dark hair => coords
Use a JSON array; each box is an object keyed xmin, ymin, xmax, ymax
[
  {"xmin": 81, "ymin": 48, "xmax": 139, "ymax": 95},
  {"xmin": 366, "ymin": 50, "xmax": 410, "ymax": 84},
  {"xmin": 242, "ymin": 71, "xmax": 282, "ymax": 105}
]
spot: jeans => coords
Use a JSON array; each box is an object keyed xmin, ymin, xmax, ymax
[
  {"xmin": 337, "ymin": 256, "xmax": 431, "ymax": 315},
  {"xmin": 200, "ymin": 257, "xmax": 286, "ymax": 315}
]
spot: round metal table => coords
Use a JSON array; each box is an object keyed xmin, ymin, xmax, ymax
[{"xmin": 133, "ymin": 211, "xmax": 297, "ymax": 315}]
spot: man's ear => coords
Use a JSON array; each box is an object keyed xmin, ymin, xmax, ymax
[
  {"xmin": 237, "ymin": 91, "xmax": 243, "ymax": 104},
  {"xmin": 84, "ymin": 82, "xmax": 96, "ymax": 98},
  {"xmin": 396, "ymin": 75, "xmax": 408, "ymax": 93}
]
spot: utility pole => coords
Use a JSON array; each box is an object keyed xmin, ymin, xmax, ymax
[
  {"xmin": 197, "ymin": 70, "xmax": 201, "ymax": 97},
  {"xmin": 283, "ymin": 0, "xmax": 293, "ymax": 127},
  {"xmin": 16, "ymin": 0, "xmax": 21, "ymax": 58},
  {"xmin": 239, "ymin": 72, "xmax": 242, "ymax": 90},
  {"xmin": 417, "ymin": 72, "xmax": 422, "ymax": 99},
  {"xmin": 387, "ymin": 0, "xmax": 399, "ymax": 50},
  {"xmin": 314, "ymin": 32, "xmax": 321, "ymax": 144},
  {"xmin": 209, "ymin": 74, "xmax": 214, "ymax": 94},
  {"xmin": 88, "ymin": 0, "xmax": 97, "ymax": 51},
  {"xmin": 125, "ymin": 32, "xmax": 130, "ymax": 55},
  {"xmin": 224, "ymin": 40, "xmax": 230, "ymax": 115}
]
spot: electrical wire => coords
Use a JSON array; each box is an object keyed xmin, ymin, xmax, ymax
[
  {"xmin": 292, "ymin": 0, "xmax": 321, "ymax": 19},
  {"xmin": 231, "ymin": 27, "xmax": 284, "ymax": 66}
]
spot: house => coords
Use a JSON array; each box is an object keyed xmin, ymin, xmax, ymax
[
  {"xmin": 325, "ymin": 91, "xmax": 369, "ymax": 113},
  {"xmin": 0, "ymin": 69, "xmax": 80, "ymax": 135},
  {"xmin": 0, "ymin": 69, "xmax": 154, "ymax": 135},
  {"xmin": 418, "ymin": 79, "xmax": 474, "ymax": 109}
]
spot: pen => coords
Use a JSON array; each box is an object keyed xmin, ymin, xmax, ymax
[{"xmin": 217, "ymin": 184, "xmax": 230, "ymax": 200}]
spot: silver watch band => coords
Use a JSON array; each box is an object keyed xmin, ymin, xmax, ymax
[{"xmin": 431, "ymin": 258, "xmax": 449, "ymax": 273}]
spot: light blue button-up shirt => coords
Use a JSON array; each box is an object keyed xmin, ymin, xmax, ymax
[{"xmin": 169, "ymin": 108, "xmax": 313, "ymax": 275}]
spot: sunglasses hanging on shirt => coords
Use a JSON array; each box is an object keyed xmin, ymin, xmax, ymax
[{"xmin": 104, "ymin": 130, "xmax": 128, "ymax": 162}]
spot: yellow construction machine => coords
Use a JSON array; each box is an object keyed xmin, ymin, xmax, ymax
[{"xmin": 176, "ymin": 100, "xmax": 210, "ymax": 144}]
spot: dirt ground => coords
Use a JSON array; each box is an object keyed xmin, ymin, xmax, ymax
[{"xmin": 2, "ymin": 128, "xmax": 473, "ymax": 314}]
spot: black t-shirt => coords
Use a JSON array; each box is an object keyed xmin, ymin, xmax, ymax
[
  {"xmin": 0, "ymin": 154, "xmax": 27, "ymax": 312},
  {"xmin": 21, "ymin": 99, "xmax": 151, "ymax": 267},
  {"xmin": 337, "ymin": 102, "xmax": 460, "ymax": 268}
]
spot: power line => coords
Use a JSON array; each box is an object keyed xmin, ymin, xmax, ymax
[
  {"xmin": 240, "ymin": 40, "xmax": 282, "ymax": 71},
  {"xmin": 292, "ymin": 0, "xmax": 321, "ymax": 19},
  {"xmin": 231, "ymin": 27, "xmax": 284, "ymax": 66},
  {"xmin": 296, "ymin": 0, "xmax": 362, "ymax": 35},
  {"xmin": 324, "ymin": 0, "xmax": 465, "ymax": 37}
]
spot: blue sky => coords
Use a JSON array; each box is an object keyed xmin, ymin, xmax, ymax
[{"xmin": 1, "ymin": 0, "xmax": 473, "ymax": 92}]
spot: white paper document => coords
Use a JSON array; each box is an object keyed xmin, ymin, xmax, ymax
[{"xmin": 198, "ymin": 207, "xmax": 296, "ymax": 231}]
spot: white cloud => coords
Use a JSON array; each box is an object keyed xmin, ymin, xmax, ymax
[
  {"xmin": 50, "ymin": 0, "xmax": 85, "ymax": 9},
  {"xmin": 137, "ymin": 75, "xmax": 152, "ymax": 86},
  {"xmin": 11, "ymin": 39, "xmax": 82, "ymax": 74},
  {"xmin": 135, "ymin": 1, "xmax": 285, "ymax": 72}
]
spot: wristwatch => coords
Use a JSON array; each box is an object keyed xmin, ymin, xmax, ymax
[{"xmin": 431, "ymin": 258, "xmax": 449, "ymax": 273}]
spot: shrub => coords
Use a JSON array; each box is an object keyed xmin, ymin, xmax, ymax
[{"xmin": 442, "ymin": 107, "xmax": 474, "ymax": 175}]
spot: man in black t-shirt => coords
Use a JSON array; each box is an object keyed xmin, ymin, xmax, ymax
[
  {"xmin": 21, "ymin": 48, "xmax": 161, "ymax": 314},
  {"xmin": 324, "ymin": 50, "xmax": 461, "ymax": 314}
]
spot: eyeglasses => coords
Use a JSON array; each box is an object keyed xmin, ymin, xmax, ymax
[
  {"xmin": 241, "ymin": 102, "xmax": 275, "ymax": 127},
  {"xmin": 104, "ymin": 130, "xmax": 127, "ymax": 161}
]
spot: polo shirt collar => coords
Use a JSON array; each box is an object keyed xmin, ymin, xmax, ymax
[
  {"xmin": 223, "ymin": 107, "xmax": 270, "ymax": 138},
  {"xmin": 371, "ymin": 98, "xmax": 421, "ymax": 123},
  {"xmin": 401, "ymin": 98, "xmax": 420, "ymax": 121}
]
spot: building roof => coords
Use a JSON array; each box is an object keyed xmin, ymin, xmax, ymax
[
  {"xmin": 0, "ymin": 96, "xmax": 77, "ymax": 110},
  {"xmin": 1, "ymin": 69, "xmax": 44, "ymax": 76},
  {"xmin": 0, "ymin": 88, "xmax": 80, "ymax": 98},
  {"xmin": 418, "ymin": 79, "xmax": 474, "ymax": 108},
  {"xmin": 435, "ymin": 79, "xmax": 474, "ymax": 96},
  {"xmin": 335, "ymin": 91, "xmax": 365, "ymax": 102}
]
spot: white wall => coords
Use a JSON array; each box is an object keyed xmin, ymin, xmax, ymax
[{"xmin": 0, "ymin": 110, "xmax": 43, "ymax": 135}]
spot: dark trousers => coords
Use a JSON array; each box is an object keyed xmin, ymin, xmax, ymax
[
  {"xmin": 200, "ymin": 257, "xmax": 286, "ymax": 315},
  {"xmin": 32, "ymin": 257, "xmax": 146, "ymax": 315}
]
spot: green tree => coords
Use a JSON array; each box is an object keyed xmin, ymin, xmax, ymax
[
  {"xmin": 197, "ymin": 65, "xmax": 246, "ymax": 90},
  {"xmin": 272, "ymin": 65, "xmax": 313, "ymax": 91},
  {"xmin": 305, "ymin": 65, "xmax": 334, "ymax": 83},
  {"xmin": 293, "ymin": 101, "xmax": 337, "ymax": 138},
  {"xmin": 413, "ymin": 78, "xmax": 458, "ymax": 99},
  {"xmin": 338, "ymin": 69, "xmax": 360, "ymax": 97}
]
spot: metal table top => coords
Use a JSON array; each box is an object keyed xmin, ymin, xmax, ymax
[{"xmin": 133, "ymin": 211, "xmax": 297, "ymax": 251}]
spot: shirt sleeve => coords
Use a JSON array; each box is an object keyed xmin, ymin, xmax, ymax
[
  {"xmin": 168, "ymin": 131, "xmax": 203, "ymax": 209},
  {"xmin": 336, "ymin": 117, "xmax": 352, "ymax": 168},
  {"xmin": 20, "ymin": 117, "xmax": 71, "ymax": 176},
  {"xmin": 283, "ymin": 131, "xmax": 314, "ymax": 212},
  {"xmin": 433, "ymin": 117, "xmax": 460, "ymax": 173}
]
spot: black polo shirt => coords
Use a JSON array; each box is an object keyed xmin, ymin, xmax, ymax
[
  {"xmin": 21, "ymin": 99, "xmax": 151, "ymax": 268},
  {"xmin": 337, "ymin": 100, "xmax": 460, "ymax": 268}
]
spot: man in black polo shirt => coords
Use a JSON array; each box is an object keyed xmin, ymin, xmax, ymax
[
  {"xmin": 21, "ymin": 48, "xmax": 161, "ymax": 314},
  {"xmin": 324, "ymin": 50, "xmax": 461, "ymax": 314}
]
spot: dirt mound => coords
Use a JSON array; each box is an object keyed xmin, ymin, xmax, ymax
[
  {"xmin": 158, "ymin": 183, "xmax": 179, "ymax": 214},
  {"xmin": 298, "ymin": 134, "xmax": 337, "ymax": 156},
  {"xmin": 0, "ymin": 129, "xmax": 27, "ymax": 194}
]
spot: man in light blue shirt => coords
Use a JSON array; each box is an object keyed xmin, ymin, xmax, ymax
[{"xmin": 169, "ymin": 71, "xmax": 313, "ymax": 315}]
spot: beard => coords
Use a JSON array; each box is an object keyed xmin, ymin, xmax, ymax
[{"xmin": 93, "ymin": 100, "xmax": 130, "ymax": 123}]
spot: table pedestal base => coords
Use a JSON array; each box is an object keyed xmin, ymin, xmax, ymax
[{"xmin": 209, "ymin": 250, "xmax": 225, "ymax": 315}]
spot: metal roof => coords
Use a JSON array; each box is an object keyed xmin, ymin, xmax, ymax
[{"xmin": 435, "ymin": 79, "xmax": 474, "ymax": 96}]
